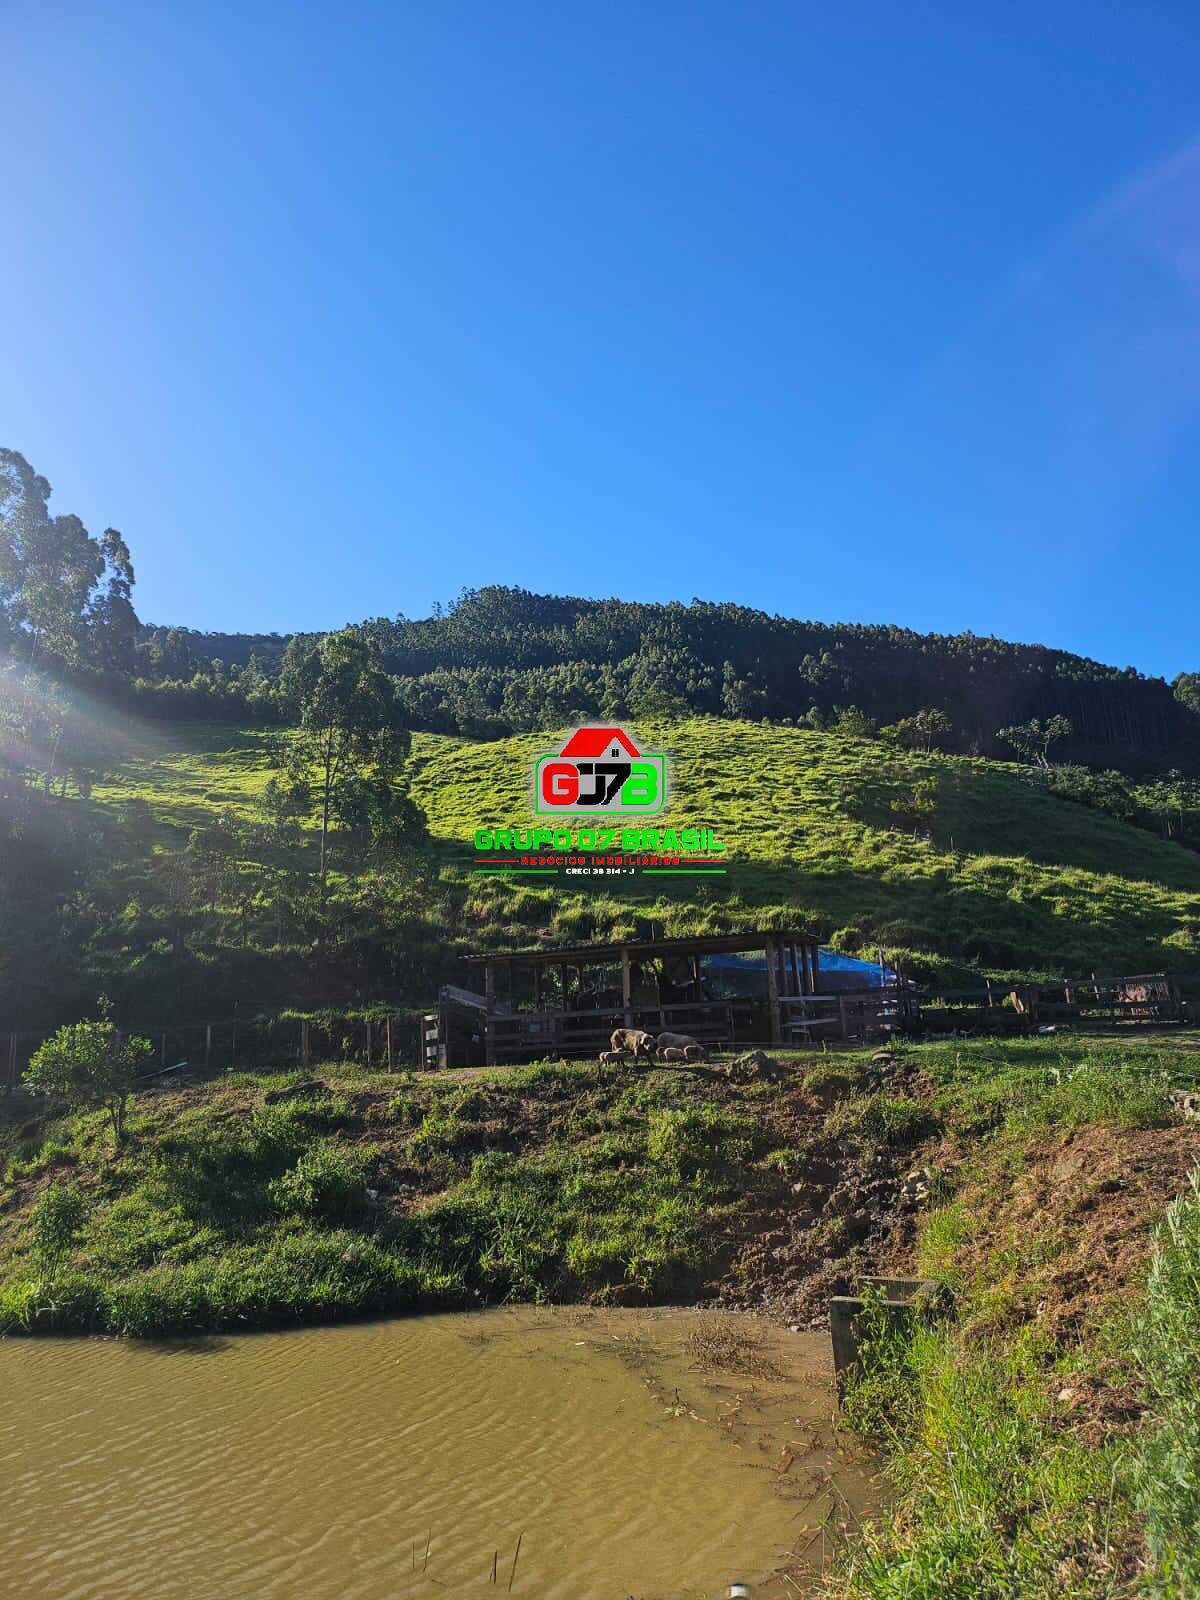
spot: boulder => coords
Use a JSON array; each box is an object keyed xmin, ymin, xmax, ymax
[{"xmin": 723, "ymin": 1050, "xmax": 783, "ymax": 1082}]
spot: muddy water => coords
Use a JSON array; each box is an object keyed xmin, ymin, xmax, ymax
[{"xmin": 0, "ymin": 1308, "xmax": 878, "ymax": 1600}]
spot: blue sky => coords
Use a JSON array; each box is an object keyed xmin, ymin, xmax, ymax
[{"xmin": 4, "ymin": 3, "xmax": 1200, "ymax": 677}]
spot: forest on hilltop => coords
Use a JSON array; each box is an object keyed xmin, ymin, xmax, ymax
[
  {"xmin": 145, "ymin": 589, "xmax": 1200, "ymax": 776},
  {"xmin": 2, "ymin": 444, "xmax": 1199, "ymax": 773}
]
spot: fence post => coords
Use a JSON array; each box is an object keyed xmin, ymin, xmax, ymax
[
  {"xmin": 386, "ymin": 1015, "xmax": 394, "ymax": 1074},
  {"xmin": 365, "ymin": 1019, "xmax": 373, "ymax": 1070},
  {"xmin": 7, "ymin": 1033, "xmax": 15, "ymax": 1094},
  {"xmin": 301, "ymin": 1020, "xmax": 310, "ymax": 1070},
  {"xmin": 205, "ymin": 1024, "xmax": 212, "ymax": 1072}
]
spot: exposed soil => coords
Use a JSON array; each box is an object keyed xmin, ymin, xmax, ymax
[{"xmin": 873, "ymin": 1117, "xmax": 1200, "ymax": 1444}]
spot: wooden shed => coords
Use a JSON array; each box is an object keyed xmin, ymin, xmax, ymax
[{"xmin": 423, "ymin": 928, "xmax": 821, "ymax": 1068}]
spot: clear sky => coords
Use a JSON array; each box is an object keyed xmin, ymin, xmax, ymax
[{"xmin": 5, "ymin": 3, "xmax": 1200, "ymax": 677}]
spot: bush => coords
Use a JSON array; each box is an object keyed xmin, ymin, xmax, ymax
[
  {"xmin": 269, "ymin": 1143, "xmax": 369, "ymax": 1223},
  {"xmin": 30, "ymin": 1180, "xmax": 86, "ymax": 1275},
  {"xmin": 24, "ymin": 1018, "xmax": 153, "ymax": 1144}
]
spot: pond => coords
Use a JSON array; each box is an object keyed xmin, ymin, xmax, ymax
[{"xmin": 0, "ymin": 1307, "xmax": 879, "ymax": 1600}]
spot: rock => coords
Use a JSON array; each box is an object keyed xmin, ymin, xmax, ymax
[{"xmin": 724, "ymin": 1050, "xmax": 783, "ymax": 1082}]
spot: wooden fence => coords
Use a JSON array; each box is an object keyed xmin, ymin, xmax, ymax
[
  {"xmin": 6, "ymin": 970, "xmax": 1200, "ymax": 1095},
  {"xmin": 1, "ymin": 1010, "xmax": 429, "ymax": 1096}
]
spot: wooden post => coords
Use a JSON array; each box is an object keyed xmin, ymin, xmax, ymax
[
  {"xmin": 484, "ymin": 962, "xmax": 497, "ymax": 1066},
  {"xmin": 764, "ymin": 937, "xmax": 781, "ymax": 1043},
  {"xmin": 621, "ymin": 948, "xmax": 633, "ymax": 1027},
  {"xmin": 838, "ymin": 996, "xmax": 849, "ymax": 1041},
  {"xmin": 365, "ymin": 1018, "xmax": 373, "ymax": 1069},
  {"xmin": 301, "ymin": 1020, "xmax": 310, "ymax": 1070},
  {"xmin": 161, "ymin": 1031, "xmax": 167, "ymax": 1067},
  {"xmin": 386, "ymin": 1015, "xmax": 395, "ymax": 1073},
  {"xmin": 205, "ymin": 1024, "xmax": 212, "ymax": 1072},
  {"xmin": 7, "ymin": 1033, "xmax": 15, "ymax": 1094}
]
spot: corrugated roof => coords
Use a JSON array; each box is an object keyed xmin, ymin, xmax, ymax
[{"xmin": 463, "ymin": 928, "xmax": 818, "ymax": 966}]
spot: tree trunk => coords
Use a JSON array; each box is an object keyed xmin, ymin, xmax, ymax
[{"xmin": 320, "ymin": 737, "xmax": 333, "ymax": 890}]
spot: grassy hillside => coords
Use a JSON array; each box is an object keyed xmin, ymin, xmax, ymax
[{"xmin": 90, "ymin": 716, "xmax": 1200, "ymax": 981}]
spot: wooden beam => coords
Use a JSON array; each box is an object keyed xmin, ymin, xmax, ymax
[
  {"xmin": 484, "ymin": 963, "xmax": 497, "ymax": 1065},
  {"xmin": 621, "ymin": 948, "xmax": 633, "ymax": 1027},
  {"xmin": 764, "ymin": 937, "xmax": 781, "ymax": 1043}
]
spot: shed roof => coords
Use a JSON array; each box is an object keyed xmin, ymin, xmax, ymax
[{"xmin": 464, "ymin": 928, "xmax": 818, "ymax": 967}]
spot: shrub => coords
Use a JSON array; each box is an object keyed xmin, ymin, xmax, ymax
[
  {"xmin": 269, "ymin": 1143, "xmax": 369, "ymax": 1223},
  {"xmin": 24, "ymin": 1018, "xmax": 153, "ymax": 1144},
  {"xmin": 30, "ymin": 1180, "xmax": 86, "ymax": 1276}
]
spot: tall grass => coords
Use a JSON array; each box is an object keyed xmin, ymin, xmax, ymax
[
  {"xmin": 833, "ymin": 1307, "xmax": 1137, "ymax": 1599},
  {"xmin": 1134, "ymin": 1170, "xmax": 1200, "ymax": 1599}
]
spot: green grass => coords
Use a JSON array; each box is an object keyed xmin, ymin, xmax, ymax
[
  {"xmin": 834, "ymin": 1312, "xmax": 1138, "ymax": 1599},
  {"xmin": 0, "ymin": 1057, "xmax": 773, "ymax": 1335},
  {"xmin": 88, "ymin": 716, "xmax": 1200, "ymax": 980},
  {"xmin": 1134, "ymin": 1173, "xmax": 1200, "ymax": 1598},
  {"xmin": 824, "ymin": 1037, "xmax": 1200, "ymax": 1599}
]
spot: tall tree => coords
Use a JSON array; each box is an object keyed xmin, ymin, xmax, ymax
[
  {"xmin": 997, "ymin": 715, "xmax": 1073, "ymax": 770},
  {"xmin": 0, "ymin": 450, "xmax": 139, "ymax": 674},
  {"xmin": 278, "ymin": 630, "xmax": 411, "ymax": 887}
]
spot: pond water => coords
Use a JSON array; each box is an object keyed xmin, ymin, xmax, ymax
[{"xmin": 0, "ymin": 1307, "xmax": 879, "ymax": 1600}]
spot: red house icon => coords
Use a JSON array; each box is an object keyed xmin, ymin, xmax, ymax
[{"xmin": 558, "ymin": 727, "xmax": 641, "ymax": 760}]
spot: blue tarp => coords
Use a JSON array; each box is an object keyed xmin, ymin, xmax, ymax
[{"xmin": 705, "ymin": 948, "xmax": 895, "ymax": 990}]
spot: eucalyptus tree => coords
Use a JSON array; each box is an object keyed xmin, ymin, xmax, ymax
[{"xmin": 277, "ymin": 629, "xmax": 411, "ymax": 888}]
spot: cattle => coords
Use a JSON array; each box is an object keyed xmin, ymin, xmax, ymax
[
  {"xmin": 656, "ymin": 1046, "xmax": 686, "ymax": 1062},
  {"xmin": 683, "ymin": 1044, "xmax": 706, "ymax": 1062},
  {"xmin": 610, "ymin": 1027, "xmax": 657, "ymax": 1059},
  {"xmin": 598, "ymin": 1049, "xmax": 628, "ymax": 1066}
]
